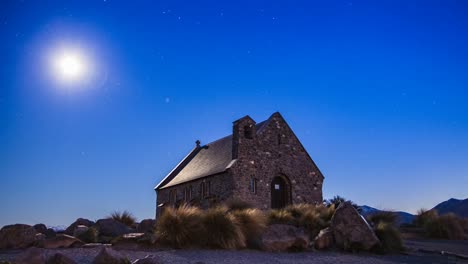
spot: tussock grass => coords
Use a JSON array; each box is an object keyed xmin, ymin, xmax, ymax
[
  {"xmin": 203, "ymin": 206, "xmax": 246, "ymax": 249},
  {"xmin": 108, "ymin": 210, "xmax": 137, "ymax": 227},
  {"xmin": 268, "ymin": 209, "xmax": 295, "ymax": 225},
  {"xmin": 231, "ymin": 208, "xmax": 267, "ymax": 248},
  {"xmin": 374, "ymin": 222, "xmax": 404, "ymax": 253},
  {"xmin": 155, "ymin": 205, "xmax": 205, "ymax": 248},
  {"xmin": 414, "ymin": 209, "xmax": 465, "ymax": 240},
  {"xmin": 367, "ymin": 211, "xmax": 398, "ymax": 226},
  {"xmin": 76, "ymin": 226, "xmax": 99, "ymax": 243}
]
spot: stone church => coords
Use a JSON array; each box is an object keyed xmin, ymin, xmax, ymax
[{"xmin": 154, "ymin": 112, "xmax": 324, "ymax": 217}]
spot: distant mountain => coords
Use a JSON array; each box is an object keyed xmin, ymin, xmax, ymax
[
  {"xmin": 359, "ymin": 205, "xmax": 415, "ymax": 225},
  {"xmin": 432, "ymin": 198, "xmax": 468, "ymax": 218}
]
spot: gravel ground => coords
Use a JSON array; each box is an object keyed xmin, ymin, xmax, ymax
[{"xmin": 1, "ymin": 247, "xmax": 467, "ymax": 264}]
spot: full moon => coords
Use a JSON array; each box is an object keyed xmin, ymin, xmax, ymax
[{"xmin": 51, "ymin": 49, "xmax": 89, "ymax": 84}]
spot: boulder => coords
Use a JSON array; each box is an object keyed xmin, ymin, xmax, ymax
[
  {"xmin": 314, "ymin": 227, "xmax": 334, "ymax": 250},
  {"xmin": 35, "ymin": 233, "xmax": 47, "ymax": 242},
  {"xmin": 92, "ymin": 247, "xmax": 130, "ymax": 264},
  {"xmin": 136, "ymin": 219, "xmax": 156, "ymax": 233},
  {"xmin": 0, "ymin": 224, "xmax": 37, "ymax": 249},
  {"xmin": 111, "ymin": 233, "xmax": 158, "ymax": 250},
  {"xmin": 45, "ymin": 228, "xmax": 56, "ymax": 239},
  {"xmin": 15, "ymin": 248, "xmax": 46, "ymax": 264},
  {"xmin": 133, "ymin": 256, "xmax": 161, "ymax": 264},
  {"xmin": 261, "ymin": 224, "xmax": 309, "ymax": 252},
  {"xmin": 95, "ymin": 219, "xmax": 132, "ymax": 238},
  {"xmin": 39, "ymin": 234, "xmax": 84, "ymax": 249},
  {"xmin": 65, "ymin": 218, "xmax": 95, "ymax": 235},
  {"xmin": 73, "ymin": 225, "xmax": 89, "ymax": 238},
  {"xmin": 33, "ymin": 224, "xmax": 48, "ymax": 234},
  {"xmin": 46, "ymin": 253, "xmax": 77, "ymax": 264},
  {"xmin": 331, "ymin": 202, "xmax": 380, "ymax": 251}
]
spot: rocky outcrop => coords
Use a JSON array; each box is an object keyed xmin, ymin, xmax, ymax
[
  {"xmin": 73, "ymin": 225, "xmax": 89, "ymax": 238},
  {"xmin": 331, "ymin": 202, "xmax": 380, "ymax": 251},
  {"xmin": 314, "ymin": 227, "xmax": 334, "ymax": 250},
  {"xmin": 92, "ymin": 247, "xmax": 130, "ymax": 264},
  {"xmin": 46, "ymin": 253, "xmax": 77, "ymax": 264},
  {"xmin": 136, "ymin": 219, "xmax": 156, "ymax": 233},
  {"xmin": 39, "ymin": 234, "xmax": 83, "ymax": 249},
  {"xmin": 95, "ymin": 219, "xmax": 132, "ymax": 238},
  {"xmin": 33, "ymin": 224, "xmax": 48, "ymax": 235},
  {"xmin": 261, "ymin": 224, "xmax": 309, "ymax": 252},
  {"xmin": 65, "ymin": 218, "xmax": 95, "ymax": 235},
  {"xmin": 15, "ymin": 248, "xmax": 46, "ymax": 264},
  {"xmin": 0, "ymin": 224, "xmax": 37, "ymax": 249}
]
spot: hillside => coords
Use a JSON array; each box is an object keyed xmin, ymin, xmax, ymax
[{"xmin": 432, "ymin": 198, "xmax": 468, "ymax": 217}]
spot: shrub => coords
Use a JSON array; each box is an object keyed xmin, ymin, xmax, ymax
[
  {"xmin": 226, "ymin": 199, "xmax": 254, "ymax": 211},
  {"xmin": 424, "ymin": 213, "xmax": 465, "ymax": 240},
  {"xmin": 285, "ymin": 203, "xmax": 316, "ymax": 219},
  {"xmin": 155, "ymin": 205, "xmax": 205, "ymax": 248},
  {"xmin": 76, "ymin": 226, "xmax": 99, "ymax": 243},
  {"xmin": 367, "ymin": 211, "xmax": 398, "ymax": 226},
  {"xmin": 109, "ymin": 210, "xmax": 137, "ymax": 227},
  {"xmin": 203, "ymin": 206, "xmax": 246, "ymax": 249},
  {"xmin": 231, "ymin": 208, "xmax": 267, "ymax": 248},
  {"xmin": 414, "ymin": 209, "xmax": 438, "ymax": 227},
  {"xmin": 374, "ymin": 222, "xmax": 404, "ymax": 253},
  {"xmin": 268, "ymin": 209, "xmax": 295, "ymax": 225}
]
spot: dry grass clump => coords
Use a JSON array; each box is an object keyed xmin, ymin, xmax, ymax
[
  {"xmin": 414, "ymin": 209, "xmax": 465, "ymax": 240},
  {"xmin": 203, "ymin": 206, "xmax": 246, "ymax": 249},
  {"xmin": 108, "ymin": 210, "xmax": 137, "ymax": 227},
  {"xmin": 367, "ymin": 211, "xmax": 398, "ymax": 226},
  {"xmin": 268, "ymin": 209, "xmax": 295, "ymax": 225},
  {"xmin": 155, "ymin": 205, "xmax": 205, "ymax": 248},
  {"xmin": 231, "ymin": 208, "xmax": 267, "ymax": 248},
  {"xmin": 76, "ymin": 226, "xmax": 99, "ymax": 243},
  {"xmin": 374, "ymin": 222, "xmax": 404, "ymax": 253}
]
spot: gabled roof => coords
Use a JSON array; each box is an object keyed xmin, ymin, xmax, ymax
[{"xmin": 155, "ymin": 119, "xmax": 270, "ymax": 190}]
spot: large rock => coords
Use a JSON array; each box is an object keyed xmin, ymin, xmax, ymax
[
  {"xmin": 0, "ymin": 224, "xmax": 37, "ymax": 249},
  {"xmin": 261, "ymin": 224, "xmax": 309, "ymax": 252},
  {"xmin": 15, "ymin": 248, "xmax": 46, "ymax": 264},
  {"xmin": 331, "ymin": 202, "xmax": 380, "ymax": 251},
  {"xmin": 45, "ymin": 228, "xmax": 57, "ymax": 239},
  {"xmin": 92, "ymin": 247, "xmax": 130, "ymax": 264},
  {"xmin": 39, "ymin": 234, "xmax": 84, "ymax": 249},
  {"xmin": 46, "ymin": 253, "xmax": 77, "ymax": 264},
  {"xmin": 65, "ymin": 218, "xmax": 95, "ymax": 235},
  {"xmin": 73, "ymin": 225, "xmax": 89, "ymax": 238},
  {"xmin": 314, "ymin": 227, "xmax": 334, "ymax": 250},
  {"xmin": 95, "ymin": 219, "xmax": 132, "ymax": 238},
  {"xmin": 136, "ymin": 219, "xmax": 156, "ymax": 233},
  {"xmin": 34, "ymin": 224, "xmax": 48, "ymax": 234}
]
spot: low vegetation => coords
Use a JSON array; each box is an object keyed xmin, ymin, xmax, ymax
[
  {"xmin": 108, "ymin": 210, "xmax": 137, "ymax": 227},
  {"xmin": 367, "ymin": 211, "xmax": 404, "ymax": 253},
  {"xmin": 76, "ymin": 226, "xmax": 99, "ymax": 243},
  {"xmin": 203, "ymin": 206, "xmax": 246, "ymax": 249},
  {"xmin": 415, "ymin": 209, "xmax": 466, "ymax": 240}
]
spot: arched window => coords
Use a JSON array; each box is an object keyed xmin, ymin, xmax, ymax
[{"xmin": 244, "ymin": 125, "xmax": 253, "ymax": 139}]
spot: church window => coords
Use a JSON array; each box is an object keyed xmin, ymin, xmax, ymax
[{"xmin": 244, "ymin": 125, "xmax": 253, "ymax": 139}]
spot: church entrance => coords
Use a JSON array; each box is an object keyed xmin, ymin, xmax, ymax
[{"xmin": 271, "ymin": 176, "xmax": 291, "ymax": 209}]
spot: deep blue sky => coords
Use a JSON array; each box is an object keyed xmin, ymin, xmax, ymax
[{"xmin": 1, "ymin": 0, "xmax": 467, "ymax": 227}]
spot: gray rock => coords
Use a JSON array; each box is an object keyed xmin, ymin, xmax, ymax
[
  {"xmin": 15, "ymin": 247, "xmax": 46, "ymax": 264},
  {"xmin": 39, "ymin": 234, "xmax": 84, "ymax": 249},
  {"xmin": 92, "ymin": 247, "xmax": 130, "ymax": 264},
  {"xmin": 136, "ymin": 219, "xmax": 156, "ymax": 234},
  {"xmin": 261, "ymin": 224, "xmax": 309, "ymax": 252},
  {"xmin": 331, "ymin": 202, "xmax": 380, "ymax": 251},
  {"xmin": 33, "ymin": 224, "xmax": 48, "ymax": 235},
  {"xmin": 73, "ymin": 225, "xmax": 89, "ymax": 238},
  {"xmin": 46, "ymin": 253, "xmax": 77, "ymax": 264},
  {"xmin": 65, "ymin": 218, "xmax": 95, "ymax": 235},
  {"xmin": 95, "ymin": 219, "xmax": 132, "ymax": 238},
  {"xmin": 132, "ymin": 255, "xmax": 161, "ymax": 264},
  {"xmin": 45, "ymin": 228, "xmax": 56, "ymax": 239},
  {"xmin": 0, "ymin": 224, "xmax": 37, "ymax": 249},
  {"xmin": 314, "ymin": 227, "xmax": 334, "ymax": 250}
]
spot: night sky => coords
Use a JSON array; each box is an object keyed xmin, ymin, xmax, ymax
[{"xmin": 1, "ymin": 0, "xmax": 467, "ymax": 227}]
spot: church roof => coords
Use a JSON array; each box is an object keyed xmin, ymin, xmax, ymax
[{"xmin": 155, "ymin": 119, "xmax": 268, "ymax": 190}]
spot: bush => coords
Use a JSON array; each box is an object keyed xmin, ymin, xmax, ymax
[
  {"xmin": 374, "ymin": 222, "xmax": 404, "ymax": 253},
  {"xmin": 109, "ymin": 210, "xmax": 137, "ymax": 227},
  {"xmin": 76, "ymin": 226, "xmax": 99, "ymax": 243},
  {"xmin": 268, "ymin": 209, "xmax": 295, "ymax": 225},
  {"xmin": 155, "ymin": 205, "xmax": 205, "ymax": 248},
  {"xmin": 203, "ymin": 206, "xmax": 246, "ymax": 249},
  {"xmin": 367, "ymin": 211, "xmax": 398, "ymax": 226},
  {"xmin": 425, "ymin": 213, "xmax": 465, "ymax": 240},
  {"xmin": 226, "ymin": 199, "xmax": 254, "ymax": 211},
  {"xmin": 414, "ymin": 209, "xmax": 438, "ymax": 227},
  {"xmin": 298, "ymin": 204, "xmax": 335, "ymax": 238},
  {"xmin": 231, "ymin": 208, "xmax": 267, "ymax": 248}
]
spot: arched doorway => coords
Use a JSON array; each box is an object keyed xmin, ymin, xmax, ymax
[{"xmin": 271, "ymin": 176, "xmax": 291, "ymax": 209}]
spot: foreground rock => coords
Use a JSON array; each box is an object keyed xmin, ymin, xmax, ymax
[
  {"xmin": 261, "ymin": 224, "xmax": 309, "ymax": 252},
  {"xmin": 34, "ymin": 224, "xmax": 48, "ymax": 235},
  {"xmin": 331, "ymin": 202, "xmax": 380, "ymax": 251},
  {"xmin": 136, "ymin": 219, "xmax": 156, "ymax": 234},
  {"xmin": 133, "ymin": 256, "xmax": 161, "ymax": 264},
  {"xmin": 38, "ymin": 234, "xmax": 83, "ymax": 249},
  {"xmin": 65, "ymin": 218, "xmax": 95, "ymax": 235},
  {"xmin": 314, "ymin": 227, "xmax": 334, "ymax": 250},
  {"xmin": 112, "ymin": 233, "xmax": 158, "ymax": 250},
  {"xmin": 73, "ymin": 225, "xmax": 89, "ymax": 238},
  {"xmin": 95, "ymin": 219, "xmax": 132, "ymax": 238},
  {"xmin": 0, "ymin": 224, "xmax": 37, "ymax": 249},
  {"xmin": 15, "ymin": 248, "xmax": 46, "ymax": 264},
  {"xmin": 92, "ymin": 247, "xmax": 130, "ymax": 264},
  {"xmin": 46, "ymin": 253, "xmax": 77, "ymax": 264}
]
